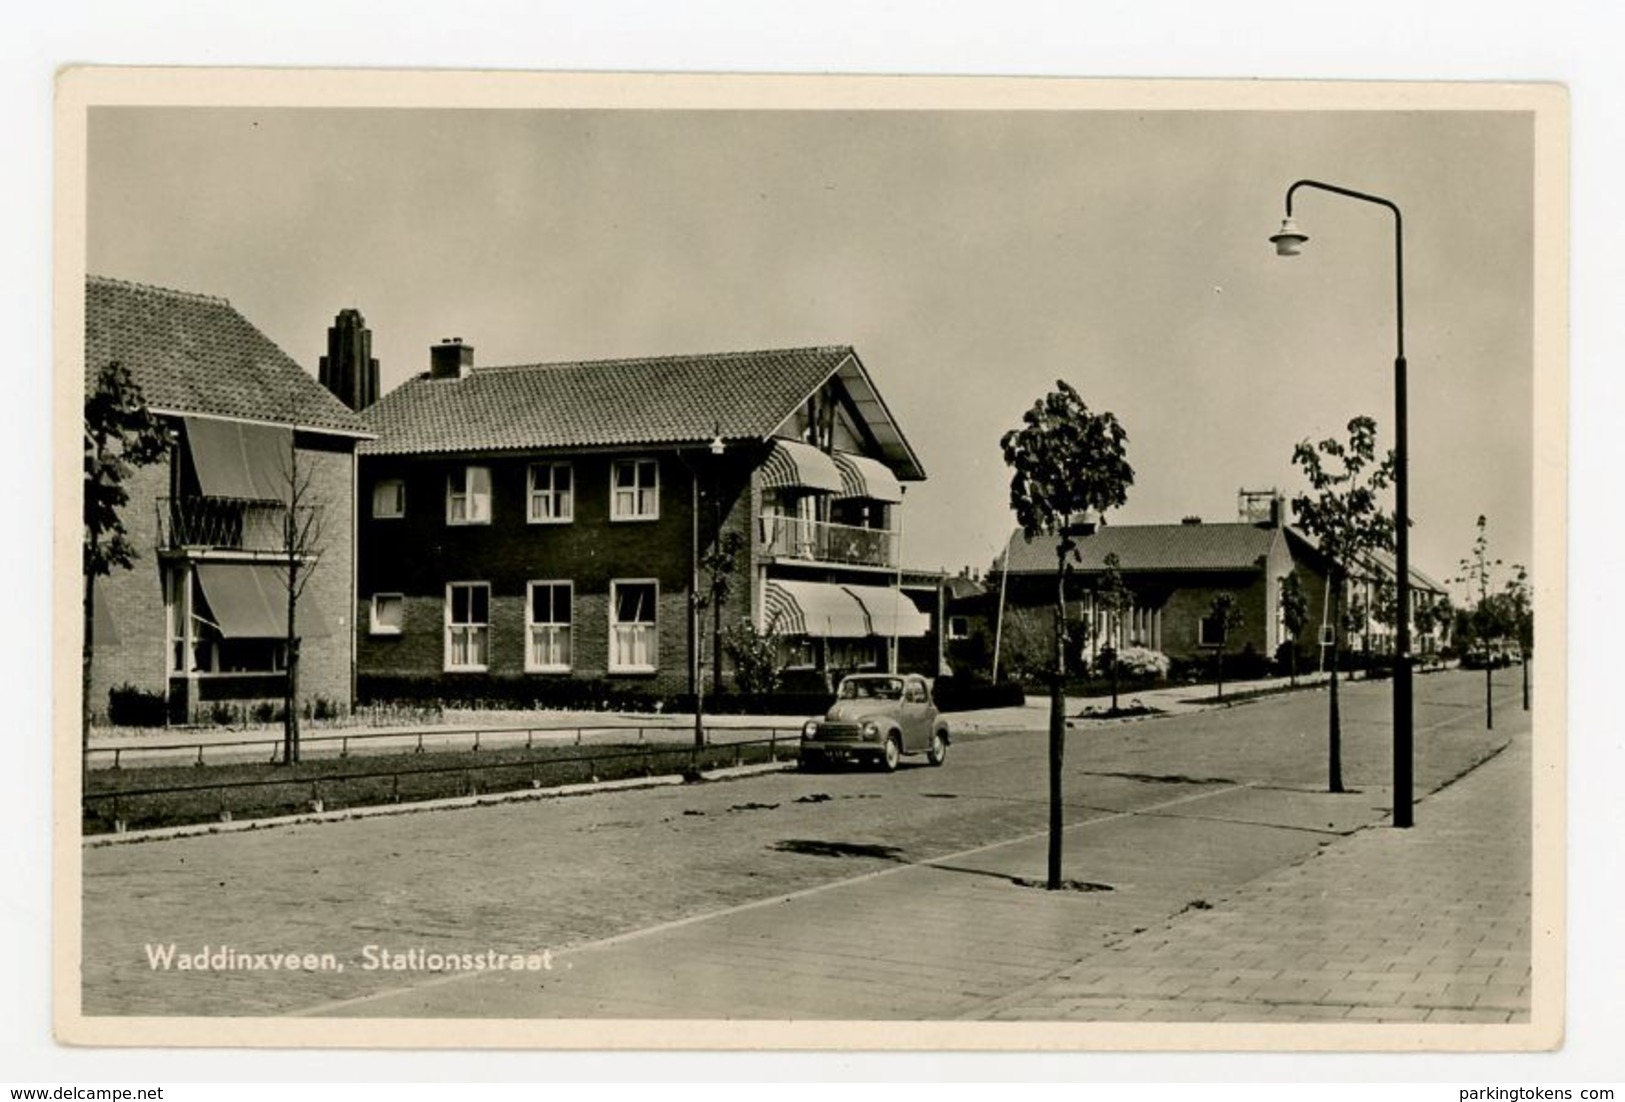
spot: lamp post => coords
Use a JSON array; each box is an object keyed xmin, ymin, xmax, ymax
[
  {"xmin": 1271, "ymin": 178, "xmax": 1414, "ymax": 829},
  {"xmin": 689, "ymin": 432, "xmax": 727, "ymax": 762}
]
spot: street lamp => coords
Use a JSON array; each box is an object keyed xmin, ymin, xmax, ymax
[
  {"xmin": 689, "ymin": 430, "xmax": 727, "ymax": 766},
  {"xmin": 1272, "ymin": 178, "xmax": 1415, "ymax": 829}
]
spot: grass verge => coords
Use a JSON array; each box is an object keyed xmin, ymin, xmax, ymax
[{"xmin": 83, "ymin": 740, "xmax": 791, "ymax": 835}]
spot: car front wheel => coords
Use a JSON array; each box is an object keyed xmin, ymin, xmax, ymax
[
  {"xmin": 879, "ymin": 735, "xmax": 900, "ymax": 773},
  {"xmin": 927, "ymin": 731, "xmax": 948, "ymax": 767}
]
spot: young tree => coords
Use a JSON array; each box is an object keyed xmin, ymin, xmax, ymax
[
  {"xmin": 1454, "ymin": 514, "xmax": 1503, "ymax": 730},
  {"xmin": 701, "ymin": 530, "xmax": 747, "ymax": 696},
  {"xmin": 1278, "ymin": 570, "xmax": 1310, "ymax": 686},
  {"xmin": 1001, "ymin": 381, "xmax": 1133, "ymax": 890},
  {"xmin": 1205, "ymin": 591, "xmax": 1244, "ymax": 700},
  {"xmin": 1290, "ymin": 415, "xmax": 1396, "ymax": 793},
  {"xmin": 277, "ymin": 438, "xmax": 326, "ymax": 765},
  {"xmin": 83, "ymin": 362, "xmax": 171, "ymax": 770},
  {"xmin": 1094, "ymin": 552, "xmax": 1132, "ymax": 713}
]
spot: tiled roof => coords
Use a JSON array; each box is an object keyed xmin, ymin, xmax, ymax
[
  {"xmin": 1355, "ymin": 548, "xmax": 1448, "ymax": 595},
  {"xmin": 1002, "ymin": 522, "xmax": 1282, "ymax": 575},
  {"xmin": 85, "ymin": 276, "xmax": 371, "ymax": 437},
  {"xmin": 360, "ymin": 346, "xmax": 863, "ymax": 458}
]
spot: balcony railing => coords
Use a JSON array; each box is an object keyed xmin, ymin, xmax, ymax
[
  {"xmin": 157, "ymin": 496, "xmax": 318, "ymax": 554},
  {"xmin": 760, "ymin": 515, "xmax": 898, "ymax": 568}
]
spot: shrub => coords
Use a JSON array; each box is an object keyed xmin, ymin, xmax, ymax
[
  {"xmin": 1114, "ymin": 646, "xmax": 1171, "ymax": 680},
  {"xmin": 107, "ymin": 684, "xmax": 167, "ymax": 727},
  {"xmin": 721, "ymin": 620, "xmax": 781, "ymax": 695},
  {"xmin": 932, "ymin": 676, "xmax": 1025, "ymax": 712}
]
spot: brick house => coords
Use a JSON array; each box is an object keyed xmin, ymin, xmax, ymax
[
  {"xmin": 85, "ymin": 277, "xmax": 370, "ymax": 723},
  {"xmin": 970, "ymin": 491, "xmax": 1446, "ymax": 678},
  {"xmin": 974, "ymin": 493, "xmax": 1334, "ymax": 675},
  {"xmin": 347, "ymin": 341, "xmax": 932, "ymax": 699}
]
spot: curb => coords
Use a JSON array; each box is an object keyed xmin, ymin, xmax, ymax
[{"xmin": 83, "ymin": 760, "xmax": 799, "ymax": 848}]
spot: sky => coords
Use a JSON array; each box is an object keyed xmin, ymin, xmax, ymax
[{"xmin": 86, "ymin": 104, "xmax": 1537, "ymax": 595}]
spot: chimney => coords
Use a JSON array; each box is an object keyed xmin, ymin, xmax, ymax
[
  {"xmin": 1181, "ymin": 516, "xmax": 1203, "ymax": 526},
  {"xmin": 1062, "ymin": 509, "xmax": 1101, "ymax": 537},
  {"xmin": 1238, "ymin": 488, "xmax": 1285, "ymax": 528},
  {"xmin": 318, "ymin": 308, "xmax": 380, "ymax": 411},
  {"xmin": 430, "ymin": 337, "xmax": 474, "ymax": 381}
]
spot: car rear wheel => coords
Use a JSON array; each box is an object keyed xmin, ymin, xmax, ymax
[
  {"xmin": 927, "ymin": 731, "xmax": 948, "ymax": 767},
  {"xmin": 880, "ymin": 735, "xmax": 900, "ymax": 773}
]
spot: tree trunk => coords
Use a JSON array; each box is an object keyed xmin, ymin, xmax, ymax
[
  {"xmin": 1328, "ymin": 581, "xmax": 1344, "ymax": 794},
  {"xmin": 1047, "ymin": 556, "xmax": 1067, "ymax": 891},
  {"xmin": 1522, "ymin": 655, "xmax": 1530, "ymax": 711},
  {"xmin": 1216, "ymin": 649, "xmax": 1225, "ymax": 701},
  {"xmin": 1289, "ymin": 643, "xmax": 1297, "ymax": 687},
  {"xmin": 1485, "ymin": 664, "xmax": 1494, "ymax": 730}
]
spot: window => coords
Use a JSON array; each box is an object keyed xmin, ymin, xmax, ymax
[
  {"xmin": 447, "ymin": 466, "xmax": 492, "ymax": 525},
  {"xmin": 445, "ymin": 582, "xmax": 490, "ymax": 670},
  {"xmin": 611, "ymin": 458, "xmax": 659, "ymax": 521},
  {"xmin": 1199, "ymin": 614, "xmax": 1228, "ymax": 648},
  {"xmin": 372, "ymin": 479, "xmax": 405, "ymax": 519},
  {"xmin": 610, "ymin": 580, "xmax": 658, "ymax": 671},
  {"xmin": 527, "ymin": 463, "xmax": 574, "ymax": 524},
  {"xmin": 947, "ymin": 615, "xmax": 970, "ymax": 641},
  {"xmin": 526, "ymin": 581, "xmax": 573, "ymax": 671},
  {"xmin": 371, "ymin": 593, "xmax": 404, "ymax": 635}
]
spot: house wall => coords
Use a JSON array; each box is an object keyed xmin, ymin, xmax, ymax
[
  {"xmin": 287, "ymin": 433, "xmax": 356, "ymax": 713},
  {"xmin": 87, "ymin": 428, "xmax": 358, "ymax": 723},
  {"xmin": 87, "ymin": 454, "xmax": 172, "ymax": 718},
  {"xmin": 356, "ymin": 449, "xmax": 754, "ymax": 696}
]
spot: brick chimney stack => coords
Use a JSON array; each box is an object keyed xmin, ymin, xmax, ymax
[{"xmin": 430, "ymin": 338, "xmax": 474, "ymax": 381}]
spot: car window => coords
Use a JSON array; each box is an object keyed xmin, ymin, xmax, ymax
[
  {"xmin": 839, "ymin": 678, "xmax": 903, "ymax": 700},
  {"xmin": 904, "ymin": 682, "xmax": 926, "ymax": 703}
]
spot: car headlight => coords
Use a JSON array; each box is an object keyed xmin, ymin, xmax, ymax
[
  {"xmin": 861, "ymin": 721, "xmax": 879, "ymax": 740},
  {"xmin": 802, "ymin": 719, "xmax": 820, "ymax": 738}
]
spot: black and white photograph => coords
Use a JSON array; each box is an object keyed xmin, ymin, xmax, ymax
[{"xmin": 55, "ymin": 69, "xmax": 1565, "ymax": 1050}]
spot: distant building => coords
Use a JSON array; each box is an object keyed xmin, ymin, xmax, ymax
[
  {"xmin": 348, "ymin": 341, "xmax": 936, "ymax": 697},
  {"xmin": 85, "ymin": 277, "xmax": 370, "ymax": 722},
  {"xmin": 318, "ymin": 308, "xmax": 380, "ymax": 412},
  {"xmin": 964, "ymin": 490, "xmax": 1446, "ymax": 678}
]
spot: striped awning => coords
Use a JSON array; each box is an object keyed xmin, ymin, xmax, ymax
[
  {"xmin": 844, "ymin": 584, "xmax": 932, "ymax": 638},
  {"xmin": 764, "ymin": 579, "xmax": 871, "ymax": 638},
  {"xmin": 759, "ymin": 439, "xmax": 844, "ymax": 495},
  {"xmin": 831, "ymin": 452, "xmax": 904, "ymax": 503}
]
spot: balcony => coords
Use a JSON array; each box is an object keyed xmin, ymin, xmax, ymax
[
  {"xmin": 157, "ymin": 496, "xmax": 318, "ymax": 555},
  {"xmin": 761, "ymin": 515, "xmax": 898, "ymax": 569}
]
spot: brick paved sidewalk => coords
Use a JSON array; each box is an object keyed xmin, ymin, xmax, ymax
[{"xmin": 974, "ymin": 725, "xmax": 1533, "ymax": 1024}]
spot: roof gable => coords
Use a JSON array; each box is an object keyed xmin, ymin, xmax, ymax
[
  {"xmin": 85, "ymin": 277, "xmax": 371, "ymax": 437},
  {"xmin": 358, "ymin": 345, "xmax": 926, "ymax": 479}
]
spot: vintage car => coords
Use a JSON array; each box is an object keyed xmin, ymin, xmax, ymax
[{"xmin": 800, "ymin": 673, "xmax": 950, "ymax": 772}]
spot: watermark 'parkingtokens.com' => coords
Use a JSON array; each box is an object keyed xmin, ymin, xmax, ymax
[{"xmin": 143, "ymin": 944, "xmax": 557, "ymax": 974}]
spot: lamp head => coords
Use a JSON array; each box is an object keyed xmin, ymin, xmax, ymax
[
  {"xmin": 1270, "ymin": 217, "xmax": 1309, "ymax": 257},
  {"xmin": 708, "ymin": 433, "xmax": 726, "ymax": 457}
]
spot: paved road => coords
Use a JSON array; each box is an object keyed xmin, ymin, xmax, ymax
[{"xmin": 80, "ymin": 669, "xmax": 1522, "ymax": 1019}]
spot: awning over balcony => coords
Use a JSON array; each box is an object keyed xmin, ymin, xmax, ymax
[
  {"xmin": 184, "ymin": 417, "xmax": 293, "ymax": 502},
  {"xmin": 763, "ymin": 579, "xmax": 871, "ymax": 638},
  {"xmin": 844, "ymin": 584, "xmax": 932, "ymax": 638},
  {"xmin": 194, "ymin": 563, "xmax": 330, "ymax": 639},
  {"xmin": 759, "ymin": 439, "xmax": 844, "ymax": 495},
  {"xmin": 831, "ymin": 451, "xmax": 904, "ymax": 503}
]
